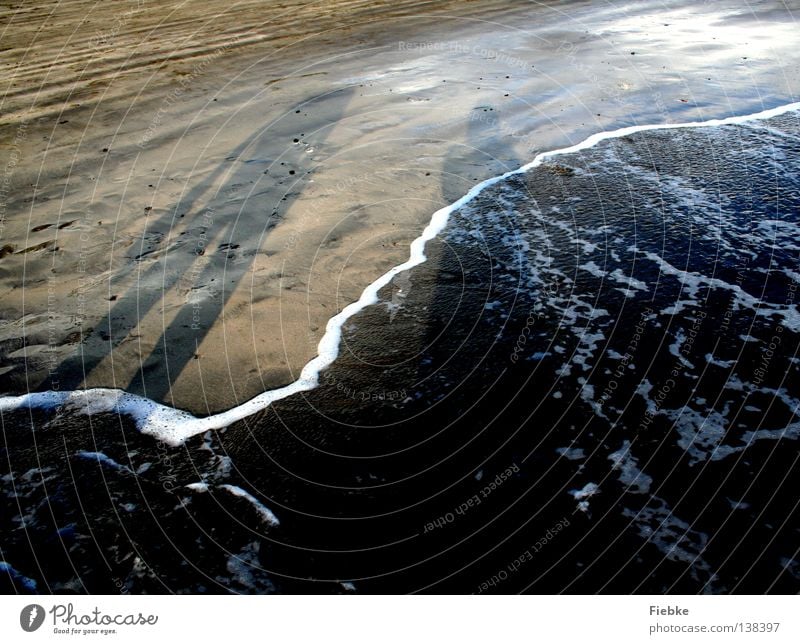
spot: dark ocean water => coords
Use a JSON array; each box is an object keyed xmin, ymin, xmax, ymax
[{"xmin": 2, "ymin": 111, "xmax": 800, "ymax": 594}]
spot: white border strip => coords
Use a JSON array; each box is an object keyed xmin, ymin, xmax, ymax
[{"xmin": 2, "ymin": 102, "xmax": 798, "ymax": 445}]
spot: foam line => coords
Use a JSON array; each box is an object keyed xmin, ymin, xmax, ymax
[
  {"xmin": 218, "ymin": 484, "xmax": 280, "ymax": 526},
  {"xmin": 1, "ymin": 101, "xmax": 798, "ymax": 445}
]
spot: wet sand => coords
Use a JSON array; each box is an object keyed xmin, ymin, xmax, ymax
[
  {"xmin": 1, "ymin": 0, "xmax": 799, "ymax": 414},
  {"xmin": 3, "ymin": 108, "xmax": 799, "ymax": 594}
]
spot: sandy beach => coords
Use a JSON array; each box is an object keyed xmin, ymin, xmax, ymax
[
  {"xmin": 3, "ymin": 0, "xmax": 800, "ymax": 598},
  {"xmin": 2, "ymin": 0, "xmax": 799, "ymax": 415}
]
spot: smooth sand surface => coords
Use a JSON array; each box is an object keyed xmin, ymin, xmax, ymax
[{"xmin": 1, "ymin": 0, "xmax": 798, "ymax": 413}]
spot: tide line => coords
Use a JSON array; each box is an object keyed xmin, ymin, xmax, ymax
[{"xmin": 2, "ymin": 101, "xmax": 798, "ymax": 445}]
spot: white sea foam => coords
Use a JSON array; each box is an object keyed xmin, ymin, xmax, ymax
[
  {"xmin": 556, "ymin": 446, "xmax": 586, "ymax": 461},
  {"xmin": 76, "ymin": 450, "xmax": 134, "ymax": 475},
  {"xmin": 0, "ymin": 102, "xmax": 798, "ymax": 445},
  {"xmin": 608, "ymin": 440, "xmax": 652, "ymax": 494},
  {"xmin": 570, "ymin": 482, "xmax": 599, "ymax": 501},
  {"xmin": 183, "ymin": 481, "xmax": 279, "ymax": 527},
  {"xmin": 219, "ymin": 484, "xmax": 280, "ymax": 527}
]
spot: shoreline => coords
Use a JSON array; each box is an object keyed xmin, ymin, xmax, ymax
[
  {"xmin": 2, "ymin": 97, "xmax": 798, "ymax": 445},
  {"xmin": 3, "ymin": 0, "xmax": 800, "ymax": 596},
  {"xmin": 1, "ymin": 0, "xmax": 799, "ymax": 414}
]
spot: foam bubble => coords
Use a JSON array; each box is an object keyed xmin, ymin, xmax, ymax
[{"xmin": 219, "ymin": 484, "xmax": 280, "ymax": 527}]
